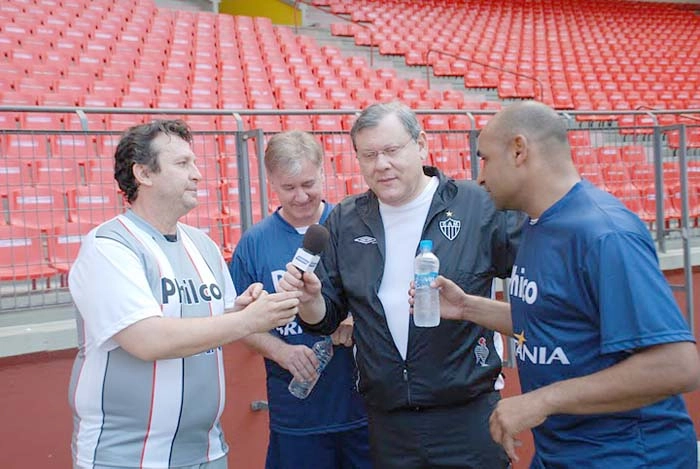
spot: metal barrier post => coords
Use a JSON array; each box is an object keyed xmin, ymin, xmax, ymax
[
  {"xmin": 468, "ymin": 127, "xmax": 479, "ymax": 180},
  {"xmin": 652, "ymin": 125, "xmax": 665, "ymax": 250},
  {"xmin": 677, "ymin": 126, "xmax": 695, "ymax": 331},
  {"xmin": 236, "ymin": 130, "xmax": 256, "ymax": 233},
  {"xmin": 255, "ymin": 129, "xmax": 269, "ymax": 218}
]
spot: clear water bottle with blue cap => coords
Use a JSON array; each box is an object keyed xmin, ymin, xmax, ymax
[
  {"xmin": 413, "ymin": 239, "xmax": 440, "ymax": 327},
  {"xmin": 288, "ymin": 336, "xmax": 334, "ymax": 399}
]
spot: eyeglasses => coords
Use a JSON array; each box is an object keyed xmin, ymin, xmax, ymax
[{"xmin": 357, "ymin": 138, "xmax": 414, "ymax": 163}]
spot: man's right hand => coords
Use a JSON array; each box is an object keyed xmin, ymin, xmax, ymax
[
  {"xmin": 276, "ymin": 343, "xmax": 320, "ymax": 382},
  {"xmin": 240, "ymin": 290, "xmax": 301, "ymax": 333},
  {"xmin": 408, "ymin": 275, "xmax": 468, "ymax": 321},
  {"xmin": 279, "ymin": 262, "xmax": 322, "ymax": 303}
]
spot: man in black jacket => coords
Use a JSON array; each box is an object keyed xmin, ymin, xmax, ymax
[{"xmin": 281, "ymin": 102, "xmax": 523, "ymax": 469}]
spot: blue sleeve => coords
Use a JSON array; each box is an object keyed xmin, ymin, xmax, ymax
[
  {"xmin": 228, "ymin": 235, "xmax": 257, "ymax": 292},
  {"xmin": 585, "ymin": 232, "xmax": 695, "ymax": 354}
]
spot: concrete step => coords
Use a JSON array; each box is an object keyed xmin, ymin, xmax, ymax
[
  {"xmin": 296, "ymin": 5, "xmax": 500, "ymax": 103},
  {"xmin": 153, "ymin": 0, "xmax": 213, "ymax": 12}
]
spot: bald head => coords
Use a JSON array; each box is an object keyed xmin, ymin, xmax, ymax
[
  {"xmin": 476, "ymin": 101, "xmax": 581, "ymax": 217},
  {"xmin": 484, "ymin": 101, "xmax": 570, "ymax": 161}
]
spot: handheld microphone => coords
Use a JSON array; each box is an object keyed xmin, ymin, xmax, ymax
[{"xmin": 292, "ymin": 224, "xmax": 330, "ymax": 273}]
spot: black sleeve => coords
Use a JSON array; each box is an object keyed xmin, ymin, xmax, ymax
[
  {"xmin": 296, "ymin": 204, "xmax": 349, "ymax": 335},
  {"xmin": 493, "ymin": 209, "xmax": 526, "ymax": 278}
]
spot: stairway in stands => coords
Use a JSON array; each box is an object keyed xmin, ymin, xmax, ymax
[{"xmin": 292, "ymin": 2, "xmax": 501, "ymax": 106}]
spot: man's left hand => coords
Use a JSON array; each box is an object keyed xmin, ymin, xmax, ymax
[
  {"xmin": 330, "ymin": 316, "xmax": 354, "ymax": 347},
  {"xmin": 489, "ymin": 392, "xmax": 547, "ymax": 463}
]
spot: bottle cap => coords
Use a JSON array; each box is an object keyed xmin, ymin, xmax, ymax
[{"xmin": 419, "ymin": 239, "xmax": 432, "ymax": 251}]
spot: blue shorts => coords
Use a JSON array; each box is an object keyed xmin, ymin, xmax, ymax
[{"xmin": 266, "ymin": 426, "xmax": 371, "ymax": 469}]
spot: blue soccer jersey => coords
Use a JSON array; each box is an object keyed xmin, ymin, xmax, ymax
[
  {"xmin": 510, "ymin": 180, "xmax": 696, "ymax": 467},
  {"xmin": 229, "ymin": 205, "xmax": 367, "ymax": 435}
]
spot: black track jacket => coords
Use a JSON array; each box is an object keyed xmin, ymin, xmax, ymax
[{"xmin": 300, "ymin": 166, "xmax": 524, "ymax": 412}]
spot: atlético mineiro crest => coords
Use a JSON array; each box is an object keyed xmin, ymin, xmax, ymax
[{"xmin": 439, "ymin": 211, "xmax": 461, "ymax": 241}]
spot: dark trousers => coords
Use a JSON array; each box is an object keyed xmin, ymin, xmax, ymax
[
  {"xmin": 366, "ymin": 392, "xmax": 509, "ymax": 469},
  {"xmin": 265, "ymin": 426, "xmax": 372, "ymax": 469}
]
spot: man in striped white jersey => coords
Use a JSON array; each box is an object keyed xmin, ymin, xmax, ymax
[{"xmin": 68, "ymin": 120, "xmax": 301, "ymax": 469}]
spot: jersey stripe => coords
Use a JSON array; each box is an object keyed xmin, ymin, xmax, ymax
[
  {"xmin": 73, "ymin": 342, "xmax": 109, "ymax": 466},
  {"xmin": 119, "ymin": 216, "xmax": 185, "ymax": 467},
  {"xmin": 179, "ymin": 227, "xmax": 226, "ymax": 460}
]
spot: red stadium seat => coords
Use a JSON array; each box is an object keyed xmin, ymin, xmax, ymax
[
  {"xmin": 568, "ymin": 131, "xmax": 591, "ymax": 148},
  {"xmin": 577, "ymin": 164, "xmax": 606, "ymax": 189},
  {"xmin": 571, "ymin": 147, "xmax": 597, "ymax": 165},
  {"xmin": 47, "ymin": 222, "xmax": 98, "ymax": 282},
  {"xmin": 0, "ymin": 159, "xmax": 33, "ymax": 197},
  {"xmin": 344, "ymin": 175, "xmax": 366, "ymax": 195},
  {"xmin": 422, "ymin": 114, "xmax": 450, "ymax": 131},
  {"xmin": 312, "ymin": 115, "xmax": 343, "ymax": 132},
  {"xmin": 3, "ymin": 134, "xmax": 52, "ymax": 159},
  {"xmin": 595, "ymin": 146, "xmax": 621, "ymax": 163},
  {"xmin": 8, "ymin": 186, "xmax": 68, "ymax": 231},
  {"xmin": 619, "ymin": 145, "xmax": 648, "ymax": 164},
  {"xmin": 0, "ymin": 224, "xmax": 57, "ymax": 287},
  {"xmin": 431, "ymin": 150, "xmax": 464, "ymax": 173},
  {"xmin": 66, "ymin": 184, "xmax": 123, "ymax": 226},
  {"xmin": 32, "ymin": 158, "xmax": 83, "ymax": 187},
  {"xmin": 335, "ymin": 152, "xmax": 360, "ymax": 176}
]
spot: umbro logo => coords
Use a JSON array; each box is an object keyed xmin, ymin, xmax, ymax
[{"xmin": 354, "ymin": 236, "xmax": 377, "ymax": 244}]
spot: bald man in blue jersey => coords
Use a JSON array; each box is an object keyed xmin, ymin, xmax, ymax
[{"xmin": 418, "ymin": 101, "xmax": 700, "ymax": 468}]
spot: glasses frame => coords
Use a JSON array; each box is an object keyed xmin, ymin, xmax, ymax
[{"xmin": 356, "ymin": 137, "xmax": 415, "ymax": 164}]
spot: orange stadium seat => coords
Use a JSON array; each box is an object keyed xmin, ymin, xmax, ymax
[
  {"xmin": 3, "ymin": 134, "xmax": 52, "ymax": 159},
  {"xmin": 577, "ymin": 164, "xmax": 606, "ymax": 189},
  {"xmin": 80, "ymin": 159, "xmax": 114, "ymax": 186},
  {"xmin": 0, "ymin": 224, "xmax": 57, "ymax": 287},
  {"xmin": 667, "ymin": 187, "xmax": 700, "ymax": 227},
  {"xmin": 312, "ymin": 115, "xmax": 343, "ymax": 132},
  {"xmin": 53, "ymin": 134, "xmax": 96, "ymax": 160},
  {"xmin": 619, "ymin": 145, "xmax": 648, "ymax": 164},
  {"xmin": 321, "ymin": 134, "xmax": 353, "ymax": 158},
  {"xmin": 0, "ymin": 159, "xmax": 33, "ymax": 198},
  {"xmin": 335, "ymin": 152, "xmax": 360, "ymax": 176},
  {"xmin": 8, "ymin": 186, "xmax": 67, "ymax": 231},
  {"xmin": 32, "ymin": 158, "xmax": 83, "ymax": 187},
  {"xmin": 568, "ymin": 131, "xmax": 591, "ymax": 148},
  {"xmin": 441, "ymin": 133, "xmax": 469, "ymax": 156},
  {"xmin": 281, "ymin": 115, "xmax": 313, "ymax": 131},
  {"xmin": 432, "ymin": 150, "xmax": 464, "ymax": 173},
  {"xmin": 47, "ymin": 221, "xmax": 97, "ymax": 284},
  {"xmin": 422, "ymin": 114, "xmax": 450, "ymax": 131},
  {"xmin": 571, "ymin": 147, "xmax": 597, "ymax": 165},
  {"xmin": 595, "ymin": 146, "xmax": 621, "ymax": 164},
  {"xmin": 344, "ymin": 175, "xmax": 366, "ymax": 195},
  {"xmin": 66, "ymin": 184, "xmax": 123, "ymax": 226},
  {"xmin": 190, "ymin": 182, "xmax": 224, "ymax": 218}
]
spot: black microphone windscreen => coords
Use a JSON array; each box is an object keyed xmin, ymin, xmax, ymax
[{"xmin": 302, "ymin": 224, "xmax": 330, "ymax": 255}]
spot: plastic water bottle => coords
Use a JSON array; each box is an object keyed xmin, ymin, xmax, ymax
[
  {"xmin": 288, "ymin": 336, "xmax": 334, "ymax": 399},
  {"xmin": 413, "ymin": 239, "xmax": 440, "ymax": 327}
]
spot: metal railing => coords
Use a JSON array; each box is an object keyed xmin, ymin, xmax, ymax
[{"xmin": 0, "ymin": 106, "xmax": 698, "ymax": 319}]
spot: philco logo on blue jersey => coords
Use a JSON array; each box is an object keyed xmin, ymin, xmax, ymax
[
  {"xmin": 509, "ymin": 265, "xmax": 538, "ymax": 305},
  {"xmin": 510, "ymin": 268, "xmax": 571, "ymax": 366},
  {"xmin": 161, "ymin": 277, "xmax": 223, "ymax": 304}
]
